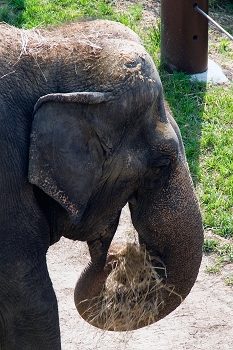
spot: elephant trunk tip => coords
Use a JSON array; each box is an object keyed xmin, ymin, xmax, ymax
[{"xmin": 74, "ymin": 242, "xmax": 183, "ymax": 331}]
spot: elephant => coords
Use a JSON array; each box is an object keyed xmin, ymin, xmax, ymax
[{"xmin": 0, "ymin": 19, "xmax": 204, "ymax": 349}]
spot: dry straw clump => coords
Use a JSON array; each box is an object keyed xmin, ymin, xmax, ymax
[{"xmin": 83, "ymin": 243, "xmax": 182, "ymax": 331}]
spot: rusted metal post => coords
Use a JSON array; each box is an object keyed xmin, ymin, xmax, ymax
[{"xmin": 161, "ymin": 0, "xmax": 209, "ymax": 74}]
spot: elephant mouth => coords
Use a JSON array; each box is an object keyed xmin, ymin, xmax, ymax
[{"xmin": 74, "ymin": 242, "xmax": 182, "ymax": 331}]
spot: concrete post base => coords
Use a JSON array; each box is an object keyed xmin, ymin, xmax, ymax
[{"xmin": 190, "ymin": 59, "xmax": 229, "ymax": 84}]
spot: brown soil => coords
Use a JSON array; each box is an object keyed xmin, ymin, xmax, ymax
[{"xmin": 47, "ymin": 1, "xmax": 233, "ymax": 348}]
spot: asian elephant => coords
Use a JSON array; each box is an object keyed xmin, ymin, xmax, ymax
[{"xmin": 0, "ymin": 19, "xmax": 204, "ymax": 349}]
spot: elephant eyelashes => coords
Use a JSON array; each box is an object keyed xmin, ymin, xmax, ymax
[
  {"xmin": 147, "ymin": 156, "xmax": 171, "ymax": 172},
  {"xmin": 142, "ymin": 167, "xmax": 166, "ymax": 189}
]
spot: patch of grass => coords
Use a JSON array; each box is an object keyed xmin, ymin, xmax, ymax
[
  {"xmin": 197, "ymin": 87, "xmax": 233, "ymax": 237},
  {"xmin": 0, "ymin": 0, "xmax": 115, "ymax": 28},
  {"xmin": 209, "ymin": 0, "xmax": 233, "ymax": 11},
  {"xmin": 203, "ymin": 238, "xmax": 233, "ymax": 280},
  {"xmin": 143, "ymin": 22, "xmax": 161, "ymax": 65},
  {"xmin": 219, "ymin": 39, "xmax": 231, "ymax": 53},
  {"xmin": 206, "ymin": 264, "xmax": 221, "ymax": 274},
  {"xmin": 0, "ymin": 0, "xmax": 144, "ymax": 29},
  {"xmin": 203, "ymin": 238, "xmax": 219, "ymax": 252},
  {"xmin": 209, "ymin": 38, "xmax": 233, "ymax": 63},
  {"xmin": 203, "ymin": 238, "xmax": 233, "ymax": 275},
  {"xmin": 113, "ymin": 3, "xmax": 143, "ymax": 28},
  {"xmin": 225, "ymin": 274, "xmax": 233, "ymax": 286},
  {"xmin": 0, "ymin": 0, "xmax": 25, "ymax": 26},
  {"xmin": 203, "ymin": 239, "xmax": 233, "ymax": 263}
]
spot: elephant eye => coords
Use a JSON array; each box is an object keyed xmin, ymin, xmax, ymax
[
  {"xmin": 143, "ymin": 157, "xmax": 171, "ymax": 189},
  {"xmin": 154, "ymin": 156, "xmax": 171, "ymax": 167},
  {"xmin": 148, "ymin": 155, "xmax": 171, "ymax": 172},
  {"xmin": 149, "ymin": 166, "xmax": 163, "ymax": 175}
]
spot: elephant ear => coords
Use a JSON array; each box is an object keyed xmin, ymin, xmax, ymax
[{"xmin": 29, "ymin": 91, "xmax": 111, "ymax": 224}]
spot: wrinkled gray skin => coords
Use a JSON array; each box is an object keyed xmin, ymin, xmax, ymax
[{"xmin": 0, "ymin": 20, "xmax": 204, "ymax": 349}]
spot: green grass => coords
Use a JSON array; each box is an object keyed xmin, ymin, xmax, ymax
[
  {"xmin": 0, "ymin": 0, "xmax": 143, "ymax": 29},
  {"xmin": 203, "ymin": 239, "xmax": 233, "ymax": 262},
  {"xmin": 225, "ymin": 274, "xmax": 233, "ymax": 286},
  {"xmin": 0, "ymin": 0, "xmax": 25, "ymax": 26},
  {"xmin": 203, "ymin": 238, "xmax": 233, "ymax": 278},
  {"xmin": 198, "ymin": 88, "xmax": 233, "ymax": 236},
  {"xmin": 209, "ymin": 0, "xmax": 233, "ymax": 11},
  {"xmin": 15, "ymin": 0, "xmax": 115, "ymax": 28},
  {"xmin": 1, "ymin": 0, "xmax": 233, "ymax": 237}
]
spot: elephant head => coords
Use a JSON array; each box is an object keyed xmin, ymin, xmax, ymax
[{"xmin": 27, "ymin": 20, "xmax": 203, "ymax": 332}]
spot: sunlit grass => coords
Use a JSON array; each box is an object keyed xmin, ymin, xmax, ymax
[
  {"xmin": 21, "ymin": 0, "xmax": 114, "ymax": 28},
  {"xmin": 203, "ymin": 238, "xmax": 233, "ymax": 277},
  {"xmin": 198, "ymin": 88, "xmax": 233, "ymax": 236}
]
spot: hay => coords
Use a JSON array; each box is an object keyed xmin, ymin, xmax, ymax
[{"xmin": 81, "ymin": 243, "xmax": 182, "ymax": 331}]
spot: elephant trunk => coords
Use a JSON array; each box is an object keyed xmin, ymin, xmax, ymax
[
  {"xmin": 129, "ymin": 160, "xmax": 204, "ymax": 323},
  {"xmin": 74, "ymin": 262, "xmax": 111, "ymax": 328},
  {"xmin": 74, "ymin": 161, "xmax": 204, "ymax": 331}
]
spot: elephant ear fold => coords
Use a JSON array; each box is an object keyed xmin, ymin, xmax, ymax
[{"xmin": 28, "ymin": 91, "xmax": 110, "ymax": 224}]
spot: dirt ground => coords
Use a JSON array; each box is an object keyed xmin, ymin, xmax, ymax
[{"xmin": 47, "ymin": 205, "xmax": 233, "ymax": 350}]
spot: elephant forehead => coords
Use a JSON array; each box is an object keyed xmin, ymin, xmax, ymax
[
  {"xmin": 73, "ymin": 39, "xmax": 154, "ymax": 85},
  {"xmin": 1, "ymin": 21, "xmax": 158, "ymax": 101}
]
